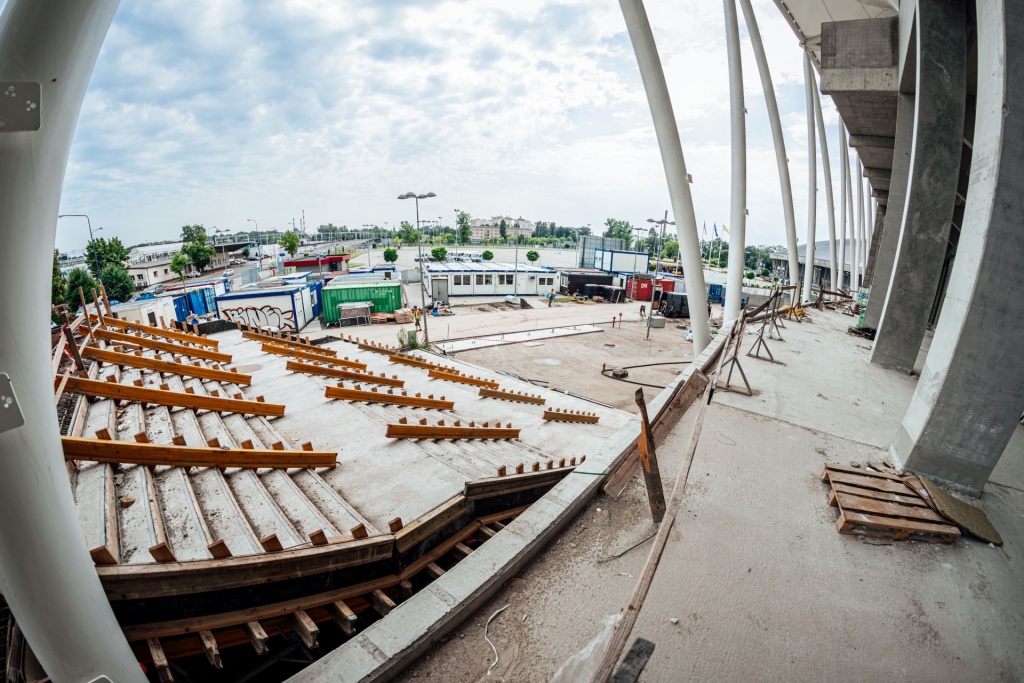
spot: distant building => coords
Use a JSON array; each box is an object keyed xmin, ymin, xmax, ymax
[
  {"xmin": 127, "ymin": 258, "xmax": 179, "ymax": 289},
  {"xmin": 468, "ymin": 216, "xmax": 535, "ymax": 242},
  {"xmin": 578, "ymin": 235, "xmax": 625, "ymax": 268}
]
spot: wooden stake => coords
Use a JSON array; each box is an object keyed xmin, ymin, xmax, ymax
[
  {"xmin": 634, "ymin": 388, "xmax": 666, "ymax": 524},
  {"xmin": 199, "ymin": 630, "xmax": 223, "ymax": 669},
  {"xmin": 244, "ymin": 621, "xmax": 269, "ymax": 656}
]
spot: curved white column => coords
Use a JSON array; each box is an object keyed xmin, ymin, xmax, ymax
[
  {"xmin": 737, "ymin": 0, "xmax": 799, "ymax": 287},
  {"xmin": 811, "ymin": 73, "xmax": 838, "ymax": 292},
  {"xmin": 723, "ymin": 0, "xmax": 747, "ymax": 321},
  {"xmin": 619, "ymin": 0, "xmax": 711, "ymax": 351},
  {"xmin": 838, "ymin": 122, "xmax": 848, "ymax": 290},
  {"xmin": 855, "ymin": 163, "xmax": 864, "ymax": 288},
  {"xmin": 801, "ymin": 51, "xmax": 817, "ymax": 302}
]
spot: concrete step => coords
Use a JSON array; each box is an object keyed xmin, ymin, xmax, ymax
[
  {"xmin": 144, "ymin": 406, "xmax": 175, "ymax": 445},
  {"xmin": 81, "ymin": 398, "xmax": 116, "ymax": 439},
  {"xmin": 169, "ymin": 408, "xmax": 207, "ymax": 447},
  {"xmin": 190, "ymin": 468, "xmax": 263, "ymax": 558},
  {"xmin": 226, "ymin": 469, "xmax": 303, "ymax": 550},
  {"xmin": 115, "ymin": 465, "xmax": 161, "ymax": 564},
  {"xmin": 260, "ymin": 469, "xmax": 340, "ymax": 542},
  {"xmin": 290, "ymin": 470, "xmax": 376, "ymax": 535},
  {"xmin": 72, "ymin": 462, "xmax": 117, "ymax": 563},
  {"xmin": 153, "ymin": 467, "xmax": 215, "ymax": 562},
  {"xmin": 115, "ymin": 402, "xmax": 144, "ymax": 442},
  {"xmin": 221, "ymin": 413, "xmax": 267, "ymax": 449}
]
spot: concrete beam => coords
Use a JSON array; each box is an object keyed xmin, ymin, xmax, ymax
[
  {"xmin": 864, "ymin": 167, "xmax": 892, "ymax": 180},
  {"xmin": 850, "ymin": 134, "xmax": 896, "ymax": 149},
  {"xmin": 870, "ymin": 0, "xmax": 967, "ymax": 372},
  {"xmin": 821, "ymin": 17, "xmax": 899, "ymax": 94},
  {"xmin": 893, "ymin": 0, "xmax": 1024, "ymax": 494}
]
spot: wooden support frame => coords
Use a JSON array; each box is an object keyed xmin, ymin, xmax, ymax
[
  {"xmin": 62, "ymin": 436, "xmax": 337, "ymax": 469},
  {"xmin": 427, "ymin": 368, "xmax": 499, "ymax": 389},
  {"xmin": 325, "ymin": 385, "xmax": 454, "ymax": 410},
  {"xmin": 64, "ymin": 376, "xmax": 285, "ymax": 416},
  {"xmin": 718, "ymin": 317, "xmax": 752, "ymax": 396},
  {"xmin": 242, "ymin": 330, "xmax": 335, "ymax": 356},
  {"xmin": 92, "ymin": 327, "xmax": 232, "ymax": 363},
  {"xmin": 261, "ymin": 343, "xmax": 366, "ymax": 369},
  {"xmin": 386, "ymin": 422, "xmax": 520, "ymax": 440},
  {"xmin": 89, "ymin": 313, "xmax": 218, "ymax": 348},
  {"xmin": 388, "ymin": 353, "xmax": 448, "ymax": 372},
  {"xmin": 286, "ymin": 360, "xmax": 405, "ymax": 387},
  {"xmin": 542, "ymin": 407, "xmax": 600, "ymax": 424},
  {"xmin": 81, "ymin": 346, "xmax": 252, "ymax": 385},
  {"xmin": 478, "ymin": 387, "xmax": 546, "ymax": 405},
  {"xmin": 342, "ymin": 335, "xmax": 399, "ymax": 355}
]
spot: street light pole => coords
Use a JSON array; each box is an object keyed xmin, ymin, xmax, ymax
[
  {"xmin": 399, "ymin": 191, "xmax": 436, "ymax": 344},
  {"xmin": 645, "ymin": 211, "xmax": 674, "ymax": 340},
  {"xmin": 247, "ymin": 218, "xmax": 259, "ymax": 257},
  {"xmin": 58, "ymin": 214, "xmax": 102, "ymax": 279}
]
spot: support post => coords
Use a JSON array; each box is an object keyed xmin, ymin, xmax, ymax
[
  {"xmin": 634, "ymin": 388, "xmax": 666, "ymax": 524},
  {"xmin": 811, "ymin": 71, "xmax": 839, "ymax": 293},
  {"xmin": 723, "ymin": 0, "xmax": 747, "ymax": 322},
  {"xmin": 838, "ymin": 122, "xmax": 848, "ymax": 291},
  {"xmin": 737, "ymin": 0, "xmax": 799, "ymax": 287},
  {"xmin": 0, "ymin": 0, "xmax": 147, "ymax": 679},
  {"xmin": 802, "ymin": 51, "xmax": 817, "ymax": 302},
  {"xmin": 619, "ymin": 0, "xmax": 711, "ymax": 353},
  {"xmin": 893, "ymin": 0, "xmax": 1024, "ymax": 494}
]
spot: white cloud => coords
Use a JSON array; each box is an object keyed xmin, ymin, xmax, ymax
[{"xmin": 48, "ymin": 0, "xmax": 855, "ymax": 254}]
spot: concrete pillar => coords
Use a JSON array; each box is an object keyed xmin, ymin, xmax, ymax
[
  {"xmin": 811, "ymin": 80, "xmax": 839, "ymax": 292},
  {"xmin": 723, "ymin": 0, "xmax": 747, "ymax": 321},
  {"xmin": 838, "ymin": 122, "xmax": 848, "ymax": 290},
  {"xmin": 802, "ymin": 51, "xmax": 817, "ymax": 303},
  {"xmin": 870, "ymin": 0, "xmax": 967, "ymax": 372},
  {"xmin": 861, "ymin": 93, "xmax": 914, "ymax": 326},
  {"xmin": 737, "ymin": 0, "xmax": 799, "ymax": 287},
  {"xmin": 893, "ymin": 0, "xmax": 1024, "ymax": 495},
  {"xmin": 619, "ymin": 0, "xmax": 710, "ymax": 351},
  {"xmin": 0, "ymin": 0, "xmax": 148, "ymax": 680}
]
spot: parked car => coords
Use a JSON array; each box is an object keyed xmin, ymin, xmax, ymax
[
  {"xmin": 223, "ymin": 269, "xmax": 234, "ymax": 276},
  {"xmin": 186, "ymin": 271, "xmax": 200, "ymax": 278}
]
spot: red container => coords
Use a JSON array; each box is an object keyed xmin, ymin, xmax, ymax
[{"xmin": 626, "ymin": 277, "xmax": 653, "ymax": 301}]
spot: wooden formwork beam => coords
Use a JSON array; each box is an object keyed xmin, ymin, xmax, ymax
[
  {"xmin": 82, "ymin": 346, "xmax": 252, "ymax": 385},
  {"xmin": 64, "ymin": 376, "xmax": 284, "ymax": 416},
  {"xmin": 479, "ymin": 387, "xmax": 546, "ymax": 405},
  {"xmin": 388, "ymin": 353, "xmax": 448, "ymax": 372},
  {"xmin": 427, "ymin": 368, "xmax": 499, "ymax": 389},
  {"xmin": 261, "ymin": 343, "xmax": 366, "ymax": 369},
  {"xmin": 93, "ymin": 328, "xmax": 232, "ymax": 363},
  {"xmin": 286, "ymin": 359, "xmax": 404, "ymax": 387},
  {"xmin": 342, "ymin": 334, "xmax": 399, "ymax": 355},
  {"xmin": 325, "ymin": 385, "xmax": 454, "ymax": 410},
  {"xmin": 542, "ymin": 407, "xmax": 600, "ymax": 424},
  {"xmin": 88, "ymin": 314, "xmax": 218, "ymax": 348},
  {"xmin": 386, "ymin": 421, "xmax": 519, "ymax": 440},
  {"xmin": 242, "ymin": 331, "xmax": 335, "ymax": 356},
  {"xmin": 62, "ymin": 436, "xmax": 337, "ymax": 469}
]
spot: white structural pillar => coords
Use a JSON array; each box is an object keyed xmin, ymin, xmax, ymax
[
  {"xmin": 893, "ymin": 0, "xmax": 1024, "ymax": 494},
  {"xmin": 846, "ymin": 157, "xmax": 856, "ymax": 288},
  {"xmin": 723, "ymin": 0, "xmax": 747, "ymax": 321},
  {"xmin": 0, "ymin": 0, "xmax": 147, "ymax": 680},
  {"xmin": 619, "ymin": 0, "xmax": 711, "ymax": 351},
  {"xmin": 801, "ymin": 51, "xmax": 817, "ymax": 302},
  {"xmin": 855, "ymin": 166, "xmax": 864, "ymax": 287},
  {"xmin": 838, "ymin": 122, "xmax": 848, "ymax": 290},
  {"xmin": 737, "ymin": 0, "xmax": 799, "ymax": 287},
  {"xmin": 811, "ymin": 75, "xmax": 838, "ymax": 292}
]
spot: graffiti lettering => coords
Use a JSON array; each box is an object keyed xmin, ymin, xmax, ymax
[{"xmin": 221, "ymin": 305, "xmax": 296, "ymax": 331}]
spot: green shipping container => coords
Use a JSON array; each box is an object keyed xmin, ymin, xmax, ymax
[{"xmin": 321, "ymin": 280, "xmax": 404, "ymax": 322}]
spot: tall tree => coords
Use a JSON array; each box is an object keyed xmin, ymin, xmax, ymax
[
  {"xmin": 52, "ymin": 249, "xmax": 67, "ymax": 309},
  {"xmin": 457, "ymin": 211, "xmax": 472, "ymax": 245},
  {"xmin": 499, "ymin": 219, "xmax": 508, "ymax": 240},
  {"xmin": 65, "ymin": 268, "xmax": 98, "ymax": 310},
  {"xmin": 179, "ymin": 225, "xmax": 216, "ymax": 272},
  {"xmin": 281, "ymin": 230, "xmax": 300, "ymax": 257},
  {"xmin": 430, "ymin": 246, "xmax": 448, "ymax": 262},
  {"xmin": 170, "ymin": 252, "xmax": 189, "ymax": 284},
  {"xmin": 603, "ymin": 218, "xmax": 634, "ymax": 250},
  {"xmin": 100, "ymin": 264, "xmax": 134, "ymax": 301},
  {"xmin": 398, "ymin": 220, "xmax": 418, "ymax": 243},
  {"xmin": 85, "ymin": 236, "xmax": 129, "ymax": 278}
]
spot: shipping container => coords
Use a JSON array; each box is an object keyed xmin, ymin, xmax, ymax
[
  {"xmin": 321, "ymin": 279, "xmax": 404, "ymax": 322},
  {"xmin": 216, "ymin": 282, "xmax": 322, "ymax": 331},
  {"xmin": 559, "ymin": 268, "xmax": 614, "ymax": 295},
  {"xmin": 625, "ymin": 276, "xmax": 677, "ymax": 301}
]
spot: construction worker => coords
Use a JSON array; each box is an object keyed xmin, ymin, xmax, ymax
[
  {"xmin": 548, "ymin": 288, "xmax": 555, "ymax": 307},
  {"xmin": 639, "ymin": 304, "xmax": 646, "ymax": 318},
  {"xmin": 413, "ymin": 306, "xmax": 421, "ymax": 330}
]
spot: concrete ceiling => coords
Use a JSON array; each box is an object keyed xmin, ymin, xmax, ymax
[{"xmin": 769, "ymin": 0, "xmax": 899, "ymax": 66}]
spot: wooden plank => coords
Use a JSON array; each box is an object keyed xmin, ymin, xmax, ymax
[
  {"xmin": 243, "ymin": 331, "xmax": 336, "ymax": 356},
  {"xmin": 147, "ymin": 638, "xmax": 174, "ymax": 682},
  {"xmin": 81, "ymin": 346, "xmax": 251, "ymax": 385},
  {"xmin": 394, "ymin": 495, "xmax": 467, "ymax": 554},
  {"xmin": 64, "ymin": 376, "xmax": 284, "ymax": 416},
  {"xmin": 386, "ymin": 423, "xmax": 519, "ymax": 440},
  {"xmin": 834, "ymin": 491, "xmax": 949, "ymax": 524},
  {"xmin": 823, "ymin": 463, "xmax": 907, "ymax": 482},
  {"xmin": 89, "ymin": 313, "xmax": 219, "ymax": 348},
  {"xmin": 837, "ymin": 508, "xmax": 960, "ymax": 541},
  {"xmin": 199, "ymin": 630, "xmax": 223, "ymax": 669},
  {"xmin": 825, "ymin": 470, "xmax": 916, "ymax": 495},
  {"xmin": 327, "ymin": 601, "xmax": 357, "ymax": 635},
  {"xmin": 62, "ymin": 436, "xmax": 337, "ymax": 469},
  {"xmin": 291, "ymin": 610, "xmax": 319, "ymax": 648},
  {"xmin": 464, "ymin": 468, "xmax": 572, "ymax": 501},
  {"xmin": 634, "ymin": 388, "xmax": 666, "ymax": 524},
  {"xmin": 543, "ymin": 408, "xmax": 600, "ymax": 424},
  {"xmin": 92, "ymin": 327, "xmax": 230, "ymax": 362},
  {"xmin": 261, "ymin": 343, "xmax": 366, "ymax": 369},
  {"xmin": 427, "ymin": 368, "xmax": 499, "ymax": 388},
  {"xmin": 424, "ymin": 562, "xmax": 445, "ymax": 579},
  {"xmin": 368, "ymin": 590, "xmax": 396, "ymax": 617},
  {"xmin": 388, "ymin": 353, "xmax": 449, "ymax": 372},
  {"xmin": 830, "ymin": 482, "xmax": 928, "ymax": 508},
  {"xmin": 478, "ymin": 386, "xmax": 547, "ymax": 405},
  {"xmin": 244, "ymin": 621, "xmax": 269, "ymax": 655},
  {"xmin": 90, "ymin": 463, "xmax": 121, "ymax": 566},
  {"xmin": 325, "ymin": 385, "xmax": 454, "ymax": 410},
  {"xmin": 286, "ymin": 360, "xmax": 405, "ymax": 387}
]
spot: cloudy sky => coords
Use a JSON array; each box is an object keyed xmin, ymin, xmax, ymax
[{"xmin": 48, "ymin": 0, "xmax": 861, "ymax": 254}]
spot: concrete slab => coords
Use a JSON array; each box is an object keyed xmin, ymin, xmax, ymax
[{"xmin": 437, "ymin": 324, "xmax": 603, "ymax": 353}]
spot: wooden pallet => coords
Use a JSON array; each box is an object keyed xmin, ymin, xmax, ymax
[{"xmin": 821, "ymin": 464, "xmax": 960, "ymax": 543}]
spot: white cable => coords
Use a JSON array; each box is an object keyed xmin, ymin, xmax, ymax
[{"xmin": 484, "ymin": 603, "xmax": 511, "ymax": 676}]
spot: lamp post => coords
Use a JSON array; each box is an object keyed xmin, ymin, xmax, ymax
[
  {"xmin": 362, "ymin": 224, "xmax": 374, "ymax": 267},
  {"xmin": 398, "ymin": 191, "xmax": 436, "ymax": 344},
  {"xmin": 645, "ymin": 212, "xmax": 674, "ymax": 340},
  {"xmin": 454, "ymin": 209, "xmax": 460, "ymax": 251},
  {"xmin": 58, "ymin": 214, "xmax": 102, "ymax": 279},
  {"xmin": 247, "ymin": 218, "xmax": 259, "ymax": 258}
]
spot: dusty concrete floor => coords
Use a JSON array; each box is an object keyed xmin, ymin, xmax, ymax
[{"xmin": 395, "ymin": 308, "xmax": 1024, "ymax": 683}]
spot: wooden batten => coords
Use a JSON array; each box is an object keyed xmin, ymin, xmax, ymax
[
  {"xmin": 325, "ymin": 385, "xmax": 454, "ymax": 410},
  {"xmin": 61, "ymin": 437, "xmax": 337, "ymax": 469},
  {"xmin": 290, "ymin": 610, "xmax": 319, "ymax": 649},
  {"xmin": 386, "ymin": 423, "xmax": 520, "ymax": 440},
  {"xmin": 286, "ymin": 360, "xmax": 405, "ymax": 387},
  {"xmin": 92, "ymin": 328, "xmax": 231, "ymax": 363},
  {"xmin": 149, "ymin": 542, "xmax": 177, "ymax": 563},
  {"xmin": 260, "ymin": 534, "xmax": 284, "ymax": 552},
  {"xmin": 89, "ymin": 314, "xmax": 218, "ymax": 348},
  {"xmin": 207, "ymin": 540, "xmax": 233, "ymax": 559},
  {"xmin": 244, "ymin": 621, "xmax": 269, "ymax": 656},
  {"xmin": 369, "ymin": 590, "xmax": 396, "ymax": 617},
  {"xmin": 261, "ymin": 343, "xmax": 366, "ymax": 369},
  {"xmin": 478, "ymin": 386, "xmax": 547, "ymax": 405},
  {"xmin": 427, "ymin": 368, "xmax": 499, "ymax": 389},
  {"xmin": 63, "ymin": 376, "xmax": 284, "ymax": 417}
]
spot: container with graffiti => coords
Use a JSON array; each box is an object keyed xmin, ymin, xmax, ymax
[{"xmin": 215, "ymin": 281, "xmax": 323, "ymax": 332}]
